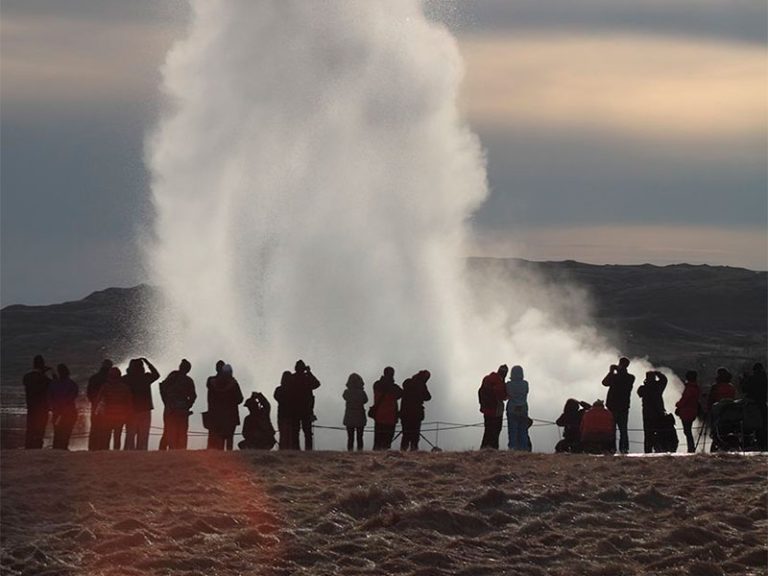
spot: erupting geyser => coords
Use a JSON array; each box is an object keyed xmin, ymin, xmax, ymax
[{"xmin": 147, "ymin": 1, "xmax": 671, "ymax": 449}]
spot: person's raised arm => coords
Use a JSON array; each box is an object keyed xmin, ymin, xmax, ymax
[{"xmin": 142, "ymin": 358, "xmax": 160, "ymax": 383}]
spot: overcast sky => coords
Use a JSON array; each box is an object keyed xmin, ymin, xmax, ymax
[{"xmin": 2, "ymin": 0, "xmax": 766, "ymax": 305}]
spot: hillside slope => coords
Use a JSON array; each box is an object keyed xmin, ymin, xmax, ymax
[{"xmin": 2, "ymin": 261, "xmax": 766, "ymax": 406}]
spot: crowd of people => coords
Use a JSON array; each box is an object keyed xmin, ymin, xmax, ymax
[{"xmin": 21, "ymin": 353, "xmax": 768, "ymax": 453}]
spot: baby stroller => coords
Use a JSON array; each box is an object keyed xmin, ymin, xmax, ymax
[{"xmin": 710, "ymin": 399, "xmax": 762, "ymax": 452}]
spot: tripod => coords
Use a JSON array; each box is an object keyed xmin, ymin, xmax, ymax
[
  {"xmin": 392, "ymin": 429, "xmax": 442, "ymax": 452},
  {"xmin": 695, "ymin": 416, "xmax": 709, "ymax": 453}
]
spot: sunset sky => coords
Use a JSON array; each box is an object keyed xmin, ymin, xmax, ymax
[{"xmin": 2, "ymin": 0, "xmax": 766, "ymax": 305}]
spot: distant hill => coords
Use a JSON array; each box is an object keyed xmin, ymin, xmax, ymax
[
  {"xmin": 2, "ymin": 260, "xmax": 766, "ymax": 407},
  {"xmin": 467, "ymin": 258, "xmax": 767, "ymax": 379}
]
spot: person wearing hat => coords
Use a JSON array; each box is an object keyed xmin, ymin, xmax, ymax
[
  {"xmin": 159, "ymin": 359, "xmax": 197, "ymax": 449},
  {"xmin": 400, "ymin": 370, "xmax": 432, "ymax": 451},
  {"xmin": 23, "ymin": 355, "xmax": 53, "ymax": 449},
  {"xmin": 602, "ymin": 357, "xmax": 635, "ymax": 454}
]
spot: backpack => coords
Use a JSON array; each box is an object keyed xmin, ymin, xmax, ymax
[{"xmin": 478, "ymin": 384, "xmax": 497, "ymax": 411}]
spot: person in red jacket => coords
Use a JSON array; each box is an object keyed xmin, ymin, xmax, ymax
[
  {"xmin": 580, "ymin": 400, "xmax": 615, "ymax": 454},
  {"xmin": 708, "ymin": 367, "xmax": 737, "ymax": 412},
  {"xmin": 371, "ymin": 367, "xmax": 402, "ymax": 450},
  {"xmin": 675, "ymin": 370, "xmax": 701, "ymax": 453},
  {"xmin": 479, "ymin": 365, "xmax": 508, "ymax": 449}
]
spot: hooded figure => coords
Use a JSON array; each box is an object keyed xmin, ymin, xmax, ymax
[
  {"xmin": 505, "ymin": 365, "xmax": 529, "ymax": 451},
  {"xmin": 479, "ymin": 365, "xmax": 508, "ymax": 449},
  {"xmin": 23, "ymin": 355, "xmax": 52, "ymax": 449},
  {"xmin": 206, "ymin": 364, "xmax": 244, "ymax": 450},
  {"xmin": 239, "ymin": 392, "xmax": 276, "ymax": 450},
  {"xmin": 637, "ymin": 370, "xmax": 668, "ymax": 453},
  {"xmin": 602, "ymin": 357, "xmax": 635, "ymax": 454},
  {"xmin": 342, "ymin": 373, "xmax": 368, "ymax": 451},
  {"xmin": 371, "ymin": 367, "xmax": 403, "ymax": 450},
  {"xmin": 400, "ymin": 370, "xmax": 432, "ymax": 451}
]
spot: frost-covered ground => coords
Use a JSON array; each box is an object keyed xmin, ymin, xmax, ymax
[{"xmin": 1, "ymin": 451, "xmax": 766, "ymax": 576}]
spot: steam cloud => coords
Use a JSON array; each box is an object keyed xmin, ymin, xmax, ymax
[{"xmin": 146, "ymin": 1, "xmax": 676, "ymax": 450}]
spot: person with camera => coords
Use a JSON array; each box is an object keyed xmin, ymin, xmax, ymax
[
  {"xmin": 637, "ymin": 370, "xmax": 668, "ymax": 453},
  {"xmin": 399, "ymin": 370, "xmax": 432, "ymax": 451},
  {"xmin": 601, "ymin": 357, "xmax": 635, "ymax": 454},
  {"xmin": 291, "ymin": 359, "xmax": 321, "ymax": 450},
  {"xmin": 239, "ymin": 392, "xmax": 276, "ymax": 450}
]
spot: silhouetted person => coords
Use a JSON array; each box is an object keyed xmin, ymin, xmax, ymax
[
  {"xmin": 206, "ymin": 364, "xmax": 243, "ymax": 450},
  {"xmin": 87, "ymin": 359, "xmax": 113, "ymax": 450},
  {"xmin": 479, "ymin": 365, "xmax": 508, "ymax": 449},
  {"xmin": 637, "ymin": 370, "xmax": 668, "ymax": 453},
  {"xmin": 602, "ymin": 357, "xmax": 635, "ymax": 454},
  {"xmin": 675, "ymin": 370, "xmax": 701, "ymax": 453},
  {"xmin": 24, "ymin": 355, "xmax": 52, "ymax": 449},
  {"xmin": 239, "ymin": 392, "xmax": 276, "ymax": 450},
  {"xmin": 159, "ymin": 359, "xmax": 197, "ymax": 450},
  {"xmin": 506, "ymin": 365, "xmax": 529, "ymax": 451},
  {"xmin": 342, "ymin": 373, "xmax": 368, "ymax": 451},
  {"xmin": 555, "ymin": 398, "xmax": 591, "ymax": 453},
  {"xmin": 123, "ymin": 357, "xmax": 160, "ymax": 450},
  {"xmin": 48, "ymin": 364, "xmax": 79, "ymax": 450},
  {"xmin": 580, "ymin": 400, "xmax": 615, "ymax": 454},
  {"xmin": 95, "ymin": 367, "xmax": 133, "ymax": 449},
  {"xmin": 742, "ymin": 363, "xmax": 767, "ymax": 450},
  {"xmin": 291, "ymin": 360, "xmax": 321, "ymax": 450},
  {"xmin": 371, "ymin": 367, "xmax": 402, "ymax": 450},
  {"xmin": 274, "ymin": 371, "xmax": 297, "ymax": 449},
  {"xmin": 400, "ymin": 370, "xmax": 432, "ymax": 451}
]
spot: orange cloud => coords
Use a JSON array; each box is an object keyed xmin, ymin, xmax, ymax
[{"xmin": 458, "ymin": 33, "xmax": 767, "ymax": 141}]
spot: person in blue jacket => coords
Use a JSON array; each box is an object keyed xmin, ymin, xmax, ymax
[{"xmin": 506, "ymin": 365, "xmax": 530, "ymax": 450}]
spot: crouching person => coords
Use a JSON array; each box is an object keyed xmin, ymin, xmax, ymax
[
  {"xmin": 555, "ymin": 398, "xmax": 591, "ymax": 453},
  {"xmin": 239, "ymin": 392, "xmax": 277, "ymax": 450},
  {"xmin": 580, "ymin": 400, "xmax": 616, "ymax": 454}
]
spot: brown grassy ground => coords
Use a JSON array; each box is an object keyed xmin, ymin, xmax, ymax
[{"xmin": 1, "ymin": 450, "xmax": 766, "ymax": 576}]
